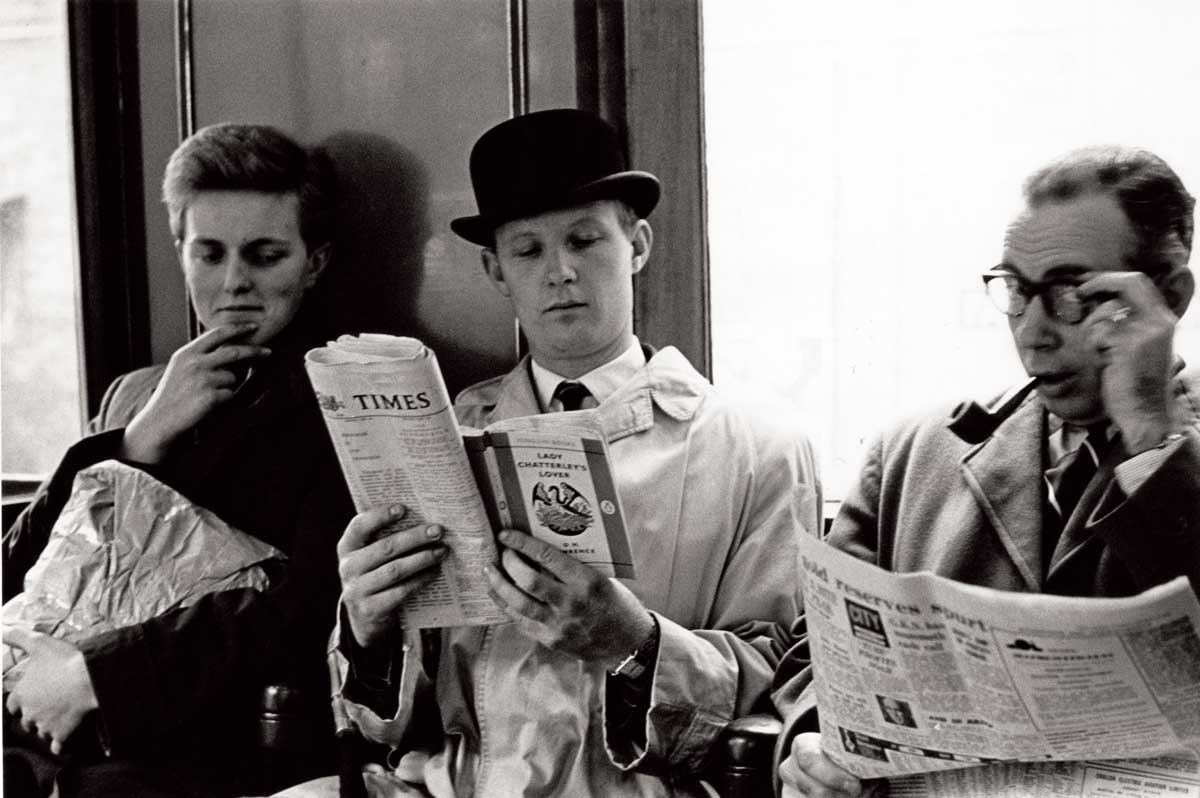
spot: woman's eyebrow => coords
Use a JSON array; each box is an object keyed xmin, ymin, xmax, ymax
[
  {"xmin": 185, "ymin": 236, "xmax": 224, "ymax": 247},
  {"xmin": 237, "ymin": 237, "xmax": 294, "ymax": 251}
]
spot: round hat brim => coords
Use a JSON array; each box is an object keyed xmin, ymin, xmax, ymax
[{"xmin": 450, "ymin": 171, "xmax": 660, "ymax": 246}]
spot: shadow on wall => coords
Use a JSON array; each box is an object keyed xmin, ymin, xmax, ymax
[
  {"xmin": 311, "ymin": 130, "xmax": 515, "ymax": 397},
  {"xmin": 313, "ymin": 130, "xmax": 428, "ymax": 343}
]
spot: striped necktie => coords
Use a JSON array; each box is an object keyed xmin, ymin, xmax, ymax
[
  {"xmin": 1044, "ymin": 423, "xmax": 1108, "ymax": 564},
  {"xmin": 553, "ymin": 381, "xmax": 592, "ymax": 412}
]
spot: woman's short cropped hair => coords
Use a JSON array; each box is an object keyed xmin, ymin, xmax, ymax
[
  {"xmin": 162, "ymin": 123, "xmax": 334, "ymax": 250},
  {"xmin": 1023, "ymin": 146, "xmax": 1194, "ymax": 277}
]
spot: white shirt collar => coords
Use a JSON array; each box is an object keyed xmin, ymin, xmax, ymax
[
  {"xmin": 530, "ymin": 338, "xmax": 646, "ymax": 411},
  {"xmin": 1046, "ymin": 413, "xmax": 1114, "ymax": 468}
]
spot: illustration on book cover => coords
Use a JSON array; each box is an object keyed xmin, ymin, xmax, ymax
[{"xmin": 533, "ymin": 481, "xmax": 596, "ymax": 536}]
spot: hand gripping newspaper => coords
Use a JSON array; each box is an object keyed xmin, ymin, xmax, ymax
[
  {"xmin": 798, "ymin": 534, "xmax": 1200, "ymax": 796},
  {"xmin": 305, "ymin": 334, "xmax": 633, "ymax": 630}
]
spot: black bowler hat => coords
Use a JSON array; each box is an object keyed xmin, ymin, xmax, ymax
[{"xmin": 450, "ymin": 109, "xmax": 660, "ymax": 246}]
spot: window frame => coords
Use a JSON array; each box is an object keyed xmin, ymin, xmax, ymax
[
  {"xmin": 2, "ymin": 1, "xmax": 151, "ymax": 501},
  {"xmin": 68, "ymin": 0, "xmax": 152, "ymax": 420},
  {"xmin": 581, "ymin": 0, "xmax": 710, "ymax": 376}
]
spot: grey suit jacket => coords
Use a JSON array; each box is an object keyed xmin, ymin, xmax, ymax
[{"xmin": 772, "ymin": 367, "xmax": 1200, "ymax": 769}]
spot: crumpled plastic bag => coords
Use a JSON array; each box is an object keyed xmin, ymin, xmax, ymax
[{"xmin": 2, "ymin": 460, "xmax": 284, "ymax": 686}]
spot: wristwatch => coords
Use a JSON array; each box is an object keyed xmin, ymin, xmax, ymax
[{"xmin": 609, "ymin": 614, "xmax": 660, "ymax": 680}]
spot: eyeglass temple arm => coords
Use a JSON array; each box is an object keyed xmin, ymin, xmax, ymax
[{"xmin": 947, "ymin": 376, "xmax": 1040, "ymax": 444}]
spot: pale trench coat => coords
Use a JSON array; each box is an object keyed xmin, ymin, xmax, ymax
[{"xmin": 331, "ymin": 346, "xmax": 822, "ymax": 797}]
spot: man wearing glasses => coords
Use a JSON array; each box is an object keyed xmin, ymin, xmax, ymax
[{"xmin": 775, "ymin": 146, "xmax": 1200, "ymax": 798}]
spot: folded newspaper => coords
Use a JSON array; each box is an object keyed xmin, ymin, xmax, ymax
[
  {"xmin": 2, "ymin": 460, "xmax": 283, "ymax": 687},
  {"xmin": 889, "ymin": 754, "xmax": 1200, "ymax": 797},
  {"xmin": 797, "ymin": 534, "xmax": 1200, "ymax": 788},
  {"xmin": 305, "ymin": 334, "xmax": 634, "ymax": 629}
]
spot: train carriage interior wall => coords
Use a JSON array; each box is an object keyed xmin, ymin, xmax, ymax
[{"xmin": 2, "ymin": 0, "xmax": 1200, "ymax": 794}]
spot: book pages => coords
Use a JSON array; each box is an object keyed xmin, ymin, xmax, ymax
[{"xmin": 306, "ymin": 334, "xmax": 636, "ymax": 629}]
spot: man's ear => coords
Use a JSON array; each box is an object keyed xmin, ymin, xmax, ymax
[
  {"xmin": 481, "ymin": 249, "xmax": 511, "ymax": 297},
  {"xmin": 630, "ymin": 219, "xmax": 653, "ymax": 276},
  {"xmin": 304, "ymin": 243, "xmax": 332, "ymax": 289},
  {"xmin": 1159, "ymin": 264, "xmax": 1194, "ymax": 319}
]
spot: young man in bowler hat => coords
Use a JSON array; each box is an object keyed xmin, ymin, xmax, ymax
[{"xmin": 317, "ymin": 109, "xmax": 823, "ymax": 796}]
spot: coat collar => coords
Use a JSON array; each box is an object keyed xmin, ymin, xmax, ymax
[
  {"xmin": 481, "ymin": 346, "xmax": 709, "ymax": 441},
  {"xmin": 960, "ymin": 395, "xmax": 1046, "ymax": 590},
  {"xmin": 957, "ymin": 384, "xmax": 1173, "ymax": 589},
  {"xmin": 485, "ymin": 358, "xmax": 544, "ymax": 423}
]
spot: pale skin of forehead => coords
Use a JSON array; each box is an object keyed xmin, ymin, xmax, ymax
[{"xmin": 1002, "ymin": 193, "xmax": 1138, "ymax": 273}]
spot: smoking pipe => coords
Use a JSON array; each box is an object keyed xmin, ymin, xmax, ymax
[{"xmin": 946, "ymin": 376, "xmax": 1040, "ymax": 444}]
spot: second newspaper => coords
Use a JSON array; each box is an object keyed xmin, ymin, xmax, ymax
[{"xmin": 305, "ymin": 334, "xmax": 634, "ymax": 629}]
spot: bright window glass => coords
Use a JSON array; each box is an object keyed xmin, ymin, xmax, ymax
[
  {"xmin": 704, "ymin": 0, "xmax": 1200, "ymax": 498},
  {"xmin": 1, "ymin": 0, "xmax": 82, "ymax": 476}
]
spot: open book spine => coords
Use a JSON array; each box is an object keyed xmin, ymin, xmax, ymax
[{"xmin": 463, "ymin": 435, "xmax": 513, "ymax": 532}]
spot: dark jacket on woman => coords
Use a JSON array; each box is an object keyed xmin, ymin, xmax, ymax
[{"xmin": 3, "ymin": 317, "xmax": 354, "ymax": 797}]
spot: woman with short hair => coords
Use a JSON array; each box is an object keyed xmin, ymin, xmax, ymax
[{"xmin": 4, "ymin": 123, "xmax": 354, "ymax": 798}]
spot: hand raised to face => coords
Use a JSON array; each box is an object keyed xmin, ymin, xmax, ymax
[
  {"xmin": 1078, "ymin": 271, "xmax": 1182, "ymax": 452},
  {"xmin": 485, "ymin": 529, "xmax": 653, "ymax": 669},
  {"xmin": 1002, "ymin": 192, "xmax": 1190, "ymax": 432},
  {"xmin": 121, "ymin": 323, "xmax": 271, "ymax": 464}
]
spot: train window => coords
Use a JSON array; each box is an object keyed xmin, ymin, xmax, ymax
[
  {"xmin": 703, "ymin": 0, "xmax": 1200, "ymax": 498},
  {"xmin": 1, "ymin": 0, "xmax": 83, "ymax": 477}
]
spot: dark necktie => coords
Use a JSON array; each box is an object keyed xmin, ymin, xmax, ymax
[
  {"xmin": 553, "ymin": 381, "xmax": 592, "ymax": 411},
  {"xmin": 1044, "ymin": 423, "xmax": 1108, "ymax": 563}
]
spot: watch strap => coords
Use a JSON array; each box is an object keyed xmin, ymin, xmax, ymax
[{"xmin": 610, "ymin": 613, "xmax": 660, "ymax": 679}]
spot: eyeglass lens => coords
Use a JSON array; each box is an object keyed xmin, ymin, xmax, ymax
[{"xmin": 985, "ymin": 275, "xmax": 1087, "ymax": 324}]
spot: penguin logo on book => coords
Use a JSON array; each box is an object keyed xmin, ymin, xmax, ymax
[{"xmin": 532, "ymin": 482, "xmax": 593, "ymax": 536}]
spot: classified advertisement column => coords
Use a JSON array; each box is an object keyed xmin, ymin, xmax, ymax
[
  {"xmin": 305, "ymin": 335, "xmax": 506, "ymax": 628},
  {"xmin": 797, "ymin": 534, "xmax": 1200, "ymax": 780}
]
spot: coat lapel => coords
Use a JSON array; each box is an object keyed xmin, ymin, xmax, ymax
[
  {"xmin": 960, "ymin": 398, "xmax": 1046, "ymax": 590},
  {"xmin": 1046, "ymin": 437, "xmax": 1123, "ymax": 578},
  {"xmin": 484, "ymin": 357, "xmax": 545, "ymax": 423},
  {"xmin": 484, "ymin": 353, "xmax": 669, "ymax": 444}
]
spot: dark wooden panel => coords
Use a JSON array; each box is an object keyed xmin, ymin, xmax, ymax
[
  {"xmin": 622, "ymin": 0, "xmax": 709, "ymax": 376},
  {"xmin": 69, "ymin": 0, "xmax": 151, "ymax": 415},
  {"xmin": 137, "ymin": 0, "xmax": 192, "ymax": 361}
]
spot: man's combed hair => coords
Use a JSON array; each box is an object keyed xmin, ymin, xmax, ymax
[
  {"xmin": 162, "ymin": 123, "xmax": 334, "ymax": 249},
  {"xmin": 1023, "ymin": 146, "xmax": 1195, "ymax": 276}
]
